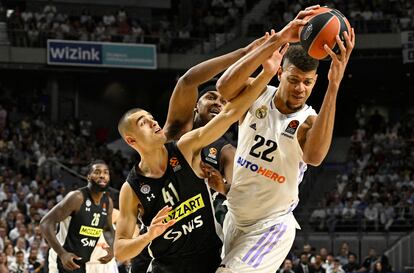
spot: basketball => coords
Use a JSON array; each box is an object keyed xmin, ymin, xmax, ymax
[{"xmin": 299, "ymin": 7, "xmax": 351, "ymax": 60}]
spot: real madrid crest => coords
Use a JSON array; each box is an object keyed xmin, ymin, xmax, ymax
[
  {"xmin": 255, "ymin": 105, "xmax": 268, "ymax": 119},
  {"xmin": 140, "ymin": 184, "xmax": 151, "ymax": 194}
]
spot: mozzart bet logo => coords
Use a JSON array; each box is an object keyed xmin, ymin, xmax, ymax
[
  {"xmin": 48, "ymin": 41, "xmax": 102, "ymax": 64},
  {"xmin": 163, "ymin": 194, "xmax": 206, "ymax": 242},
  {"xmin": 79, "ymin": 226, "xmax": 103, "ymax": 237}
]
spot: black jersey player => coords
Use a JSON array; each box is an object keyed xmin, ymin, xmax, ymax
[{"xmin": 40, "ymin": 160, "xmax": 115, "ymax": 273}]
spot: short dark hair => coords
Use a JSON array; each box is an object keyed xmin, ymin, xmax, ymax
[
  {"xmin": 118, "ymin": 107, "xmax": 144, "ymax": 137},
  {"xmin": 348, "ymin": 252, "xmax": 357, "ymax": 258},
  {"xmin": 282, "ymin": 43, "xmax": 319, "ymax": 72},
  {"xmin": 198, "ymin": 78, "xmax": 218, "ymax": 100},
  {"xmin": 86, "ymin": 160, "xmax": 108, "ymax": 176}
]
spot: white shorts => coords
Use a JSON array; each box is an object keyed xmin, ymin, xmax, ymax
[
  {"xmin": 85, "ymin": 259, "xmax": 119, "ymax": 273},
  {"xmin": 216, "ymin": 212, "xmax": 297, "ymax": 273}
]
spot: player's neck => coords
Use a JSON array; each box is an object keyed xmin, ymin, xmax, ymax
[
  {"xmin": 193, "ymin": 115, "xmax": 204, "ymax": 129},
  {"xmin": 87, "ymin": 185, "xmax": 104, "ymax": 204},
  {"xmin": 138, "ymin": 146, "xmax": 168, "ymax": 178}
]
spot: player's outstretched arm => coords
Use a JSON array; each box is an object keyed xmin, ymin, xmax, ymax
[
  {"xmin": 114, "ymin": 183, "xmax": 176, "ymax": 262},
  {"xmin": 178, "ymin": 45, "xmax": 288, "ymax": 166},
  {"xmin": 300, "ymin": 28, "xmax": 355, "ymax": 166},
  {"xmin": 217, "ymin": 5, "xmax": 320, "ymax": 101},
  {"xmin": 164, "ymin": 35, "xmax": 269, "ymax": 141},
  {"xmin": 40, "ymin": 191, "xmax": 83, "ymax": 271}
]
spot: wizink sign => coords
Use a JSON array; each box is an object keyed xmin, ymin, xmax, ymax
[
  {"xmin": 48, "ymin": 41, "xmax": 102, "ymax": 64},
  {"xmin": 47, "ymin": 40, "xmax": 157, "ymax": 69}
]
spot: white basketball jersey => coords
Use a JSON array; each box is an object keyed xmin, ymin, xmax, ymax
[{"xmin": 227, "ymin": 86, "xmax": 317, "ymax": 228}]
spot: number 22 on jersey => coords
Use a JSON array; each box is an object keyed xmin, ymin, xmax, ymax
[{"xmin": 249, "ymin": 134, "xmax": 278, "ymax": 162}]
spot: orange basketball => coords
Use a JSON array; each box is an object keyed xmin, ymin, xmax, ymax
[{"xmin": 298, "ymin": 7, "xmax": 351, "ymax": 60}]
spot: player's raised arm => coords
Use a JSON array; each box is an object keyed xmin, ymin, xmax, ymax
[
  {"xmin": 163, "ymin": 35, "xmax": 268, "ymax": 141},
  {"xmin": 178, "ymin": 43, "xmax": 289, "ymax": 162},
  {"xmin": 217, "ymin": 5, "xmax": 320, "ymax": 101},
  {"xmin": 300, "ymin": 28, "xmax": 355, "ymax": 166}
]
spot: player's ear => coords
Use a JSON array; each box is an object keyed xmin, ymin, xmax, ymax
[
  {"xmin": 277, "ymin": 67, "xmax": 283, "ymax": 81},
  {"xmin": 125, "ymin": 135, "xmax": 136, "ymax": 146}
]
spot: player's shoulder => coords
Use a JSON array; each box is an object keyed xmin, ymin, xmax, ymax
[
  {"xmin": 57, "ymin": 190, "xmax": 84, "ymax": 212},
  {"xmin": 65, "ymin": 189, "xmax": 84, "ymax": 203},
  {"xmin": 120, "ymin": 181, "xmax": 141, "ymax": 207}
]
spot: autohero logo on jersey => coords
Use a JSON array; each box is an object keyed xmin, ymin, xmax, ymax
[
  {"xmin": 236, "ymin": 156, "xmax": 286, "ymax": 183},
  {"xmin": 163, "ymin": 194, "xmax": 205, "ymax": 242}
]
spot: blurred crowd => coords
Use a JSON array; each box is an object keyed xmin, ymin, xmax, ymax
[
  {"xmin": 0, "ymin": 91, "xmax": 135, "ymax": 272},
  {"xmin": 4, "ymin": 0, "xmax": 252, "ymax": 53},
  {"xmin": 249, "ymin": 0, "xmax": 414, "ymax": 36},
  {"xmin": 310, "ymin": 107, "xmax": 414, "ymax": 232},
  {"xmin": 278, "ymin": 243, "xmax": 392, "ymax": 273},
  {"xmin": 3, "ymin": 0, "xmax": 414, "ymax": 54}
]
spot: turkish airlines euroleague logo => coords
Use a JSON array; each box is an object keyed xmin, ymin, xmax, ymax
[
  {"xmin": 285, "ymin": 120, "xmax": 299, "ymax": 135},
  {"xmin": 169, "ymin": 157, "xmax": 181, "ymax": 172}
]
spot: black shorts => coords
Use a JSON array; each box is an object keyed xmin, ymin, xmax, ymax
[
  {"xmin": 151, "ymin": 248, "xmax": 221, "ymax": 273},
  {"xmin": 131, "ymin": 248, "xmax": 152, "ymax": 273}
]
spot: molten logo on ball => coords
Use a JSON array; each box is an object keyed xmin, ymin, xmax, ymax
[
  {"xmin": 298, "ymin": 7, "xmax": 351, "ymax": 60},
  {"xmin": 303, "ymin": 24, "xmax": 313, "ymax": 41}
]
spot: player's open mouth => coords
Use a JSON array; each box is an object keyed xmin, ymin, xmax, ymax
[
  {"xmin": 98, "ymin": 180, "xmax": 107, "ymax": 186},
  {"xmin": 210, "ymin": 107, "xmax": 220, "ymax": 115},
  {"xmin": 155, "ymin": 128, "xmax": 162, "ymax": 134}
]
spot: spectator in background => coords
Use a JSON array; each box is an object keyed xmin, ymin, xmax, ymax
[
  {"xmin": 327, "ymin": 259, "xmax": 345, "ymax": 273},
  {"xmin": 8, "ymin": 250, "xmax": 28, "ymax": 273},
  {"xmin": 360, "ymin": 248, "xmax": 378, "ymax": 273},
  {"xmin": 319, "ymin": 248, "xmax": 328, "ymax": 262},
  {"xmin": 310, "ymin": 203, "xmax": 326, "ymax": 231},
  {"xmin": 0, "ymin": 252, "xmax": 9, "ymax": 273},
  {"xmin": 342, "ymin": 253, "xmax": 360, "ymax": 272},
  {"xmin": 373, "ymin": 262, "xmax": 387, "ymax": 273},
  {"xmin": 322, "ymin": 253, "xmax": 335, "ymax": 272},
  {"xmin": 336, "ymin": 242, "xmax": 350, "ymax": 265},
  {"xmin": 312, "ymin": 255, "xmax": 326, "ymax": 273},
  {"xmin": 4, "ymin": 243, "xmax": 15, "ymax": 265},
  {"xmin": 27, "ymin": 247, "xmax": 43, "ymax": 273},
  {"xmin": 364, "ymin": 203, "xmax": 379, "ymax": 231},
  {"xmin": 303, "ymin": 244, "xmax": 316, "ymax": 264},
  {"xmin": 278, "ymin": 259, "xmax": 295, "ymax": 273},
  {"xmin": 341, "ymin": 200, "xmax": 356, "ymax": 229},
  {"xmin": 380, "ymin": 202, "xmax": 395, "ymax": 231},
  {"xmin": 294, "ymin": 253, "xmax": 315, "ymax": 273},
  {"xmin": 13, "ymin": 238, "xmax": 28, "ymax": 259}
]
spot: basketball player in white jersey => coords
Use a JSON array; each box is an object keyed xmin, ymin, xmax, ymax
[{"xmin": 214, "ymin": 8, "xmax": 355, "ymax": 273}]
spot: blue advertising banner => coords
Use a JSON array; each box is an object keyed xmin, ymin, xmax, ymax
[{"xmin": 47, "ymin": 40, "xmax": 157, "ymax": 69}]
